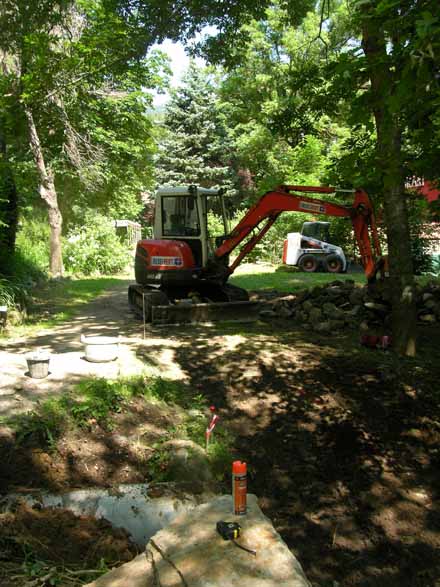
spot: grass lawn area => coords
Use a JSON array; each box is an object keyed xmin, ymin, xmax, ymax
[
  {"xmin": 230, "ymin": 262, "xmax": 366, "ymax": 292},
  {"xmin": 33, "ymin": 276, "xmax": 123, "ymax": 310},
  {"xmin": 3, "ymin": 275, "xmax": 124, "ymax": 337},
  {"xmin": 229, "ymin": 262, "xmax": 439, "ymax": 293}
]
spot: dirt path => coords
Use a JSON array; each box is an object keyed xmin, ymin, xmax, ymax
[{"xmin": 0, "ymin": 280, "xmax": 184, "ymax": 417}]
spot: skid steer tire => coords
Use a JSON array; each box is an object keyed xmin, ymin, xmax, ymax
[
  {"xmin": 298, "ymin": 254, "xmax": 319, "ymax": 273},
  {"xmin": 323, "ymin": 253, "xmax": 344, "ymax": 273}
]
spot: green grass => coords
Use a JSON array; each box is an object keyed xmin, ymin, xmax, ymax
[
  {"xmin": 230, "ymin": 263, "xmax": 366, "ymax": 293},
  {"xmin": 2, "ymin": 276, "xmax": 122, "ymax": 337},
  {"xmin": 230, "ymin": 262, "xmax": 440, "ymax": 294},
  {"xmin": 4, "ymin": 375, "xmax": 205, "ymax": 447},
  {"xmin": 5, "ymin": 374, "xmax": 233, "ymax": 483},
  {"xmin": 32, "ymin": 276, "xmax": 122, "ymax": 316}
]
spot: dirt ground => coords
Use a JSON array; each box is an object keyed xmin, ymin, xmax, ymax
[
  {"xmin": 0, "ymin": 503, "xmax": 138, "ymax": 586},
  {"xmin": 0, "ymin": 397, "xmax": 182, "ymax": 492},
  {"xmin": 1, "ymin": 280, "xmax": 440, "ymax": 587}
]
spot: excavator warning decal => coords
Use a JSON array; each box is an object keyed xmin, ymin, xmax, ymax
[
  {"xmin": 299, "ymin": 201, "xmax": 326, "ymax": 213},
  {"xmin": 151, "ymin": 256, "xmax": 183, "ymax": 267}
]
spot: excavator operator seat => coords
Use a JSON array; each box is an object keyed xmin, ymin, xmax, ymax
[{"xmin": 301, "ymin": 221, "xmax": 331, "ymax": 243}]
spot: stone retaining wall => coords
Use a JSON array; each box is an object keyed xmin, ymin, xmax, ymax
[{"xmin": 260, "ymin": 279, "xmax": 440, "ymax": 334}]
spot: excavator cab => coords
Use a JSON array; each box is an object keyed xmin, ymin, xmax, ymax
[
  {"xmin": 153, "ymin": 186, "xmax": 229, "ymax": 268},
  {"xmin": 130, "ymin": 184, "xmax": 249, "ymax": 321}
]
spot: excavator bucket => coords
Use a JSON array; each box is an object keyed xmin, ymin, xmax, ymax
[{"xmin": 151, "ymin": 300, "xmax": 262, "ymax": 325}]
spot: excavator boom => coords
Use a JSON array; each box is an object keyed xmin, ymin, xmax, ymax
[{"xmin": 213, "ymin": 185, "xmax": 384, "ymax": 281}]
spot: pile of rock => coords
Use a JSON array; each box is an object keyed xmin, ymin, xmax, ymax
[{"xmin": 259, "ymin": 279, "xmax": 440, "ymax": 334}]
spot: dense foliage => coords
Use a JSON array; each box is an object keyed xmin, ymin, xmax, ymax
[
  {"xmin": 0, "ymin": 0, "xmax": 171, "ymax": 275},
  {"xmin": 64, "ymin": 214, "xmax": 131, "ymax": 275},
  {"xmin": 217, "ymin": 7, "xmax": 344, "ymax": 193},
  {"xmin": 0, "ymin": 214, "xmax": 49, "ymax": 316}
]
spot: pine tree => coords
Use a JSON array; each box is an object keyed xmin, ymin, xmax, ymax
[{"xmin": 156, "ymin": 62, "xmax": 238, "ymax": 198}]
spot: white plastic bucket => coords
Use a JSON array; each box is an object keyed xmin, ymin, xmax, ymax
[{"xmin": 81, "ymin": 335, "xmax": 119, "ymax": 363}]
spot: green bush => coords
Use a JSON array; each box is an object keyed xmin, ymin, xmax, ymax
[
  {"xmin": 64, "ymin": 213, "xmax": 130, "ymax": 275},
  {"xmin": 408, "ymin": 197, "xmax": 434, "ymax": 275},
  {"xmin": 0, "ymin": 218, "xmax": 49, "ymax": 315},
  {"xmin": 0, "ymin": 277, "xmax": 28, "ymax": 310},
  {"xmin": 207, "ymin": 211, "xmax": 227, "ymax": 237},
  {"xmin": 15, "ymin": 217, "xmax": 50, "ymax": 278},
  {"xmin": 1, "ymin": 218, "xmax": 49, "ymax": 302},
  {"xmin": 411, "ymin": 236, "xmax": 433, "ymax": 275},
  {"xmin": 430, "ymin": 255, "xmax": 440, "ymax": 276}
]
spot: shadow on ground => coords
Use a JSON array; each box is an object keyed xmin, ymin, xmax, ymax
[
  {"xmin": 0, "ymin": 395, "xmax": 176, "ymax": 492},
  {"xmin": 0, "ymin": 280, "xmax": 143, "ymax": 355},
  {"xmin": 0, "ymin": 281, "xmax": 148, "ymax": 417},
  {"xmin": 135, "ymin": 321, "xmax": 440, "ymax": 587}
]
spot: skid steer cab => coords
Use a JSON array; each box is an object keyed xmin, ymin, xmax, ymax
[{"xmin": 283, "ymin": 221, "xmax": 347, "ymax": 273}]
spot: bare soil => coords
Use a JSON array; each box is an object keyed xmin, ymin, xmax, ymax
[
  {"xmin": 182, "ymin": 321, "xmax": 440, "ymax": 587},
  {"xmin": 0, "ymin": 503, "xmax": 138, "ymax": 586},
  {"xmin": 1, "ymin": 283, "xmax": 440, "ymax": 586},
  {"xmin": 0, "ymin": 398, "xmax": 181, "ymax": 492}
]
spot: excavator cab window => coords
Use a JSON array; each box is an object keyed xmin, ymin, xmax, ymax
[
  {"xmin": 301, "ymin": 221, "xmax": 331, "ymax": 243},
  {"xmin": 162, "ymin": 196, "xmax": 200, "ymax": 237},
  {"xmin": 207, "ymin": 200, "xmax": 229, "ymax": 255}
]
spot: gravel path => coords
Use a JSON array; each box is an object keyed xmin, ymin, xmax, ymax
[{"xmin": 0, "ymin": 280, "xmax": 183, "ymax": 417}]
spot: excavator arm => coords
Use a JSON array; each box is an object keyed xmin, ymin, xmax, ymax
[{"xmin": 213, "ymin": 185, "xmax": 384, "ymax": 281}]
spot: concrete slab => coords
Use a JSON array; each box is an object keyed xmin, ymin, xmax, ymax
[
  {"xmin": 0, "ymin": 280, "xmax": 188, "ymax": 416},
  {"xmin": 2, "ymin": 484, "xmax": 205, "ymax": 546},
  {"xmin": 0, "ymin": 344, "xmax": 146, "ymax": 417},
  {"xmin": 85, "ymin": 494, "xmax": 311, "ymax": 587}
]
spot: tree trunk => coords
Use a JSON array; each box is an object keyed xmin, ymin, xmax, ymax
[
  {"xmin": 361, "ymin": 6, "xmax": 417, "ymax": 356},
  {"xmin": 0, "ymin": 122, "xmax": 19, "ymax": 266},
  {"xmin": 23, "ymin": 105, "xmax": 64, "ymax": 277}
]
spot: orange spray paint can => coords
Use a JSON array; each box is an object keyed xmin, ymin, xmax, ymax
[{"xmin": 232, "ymin": 461, "xmax": 247, "ymax": 515}]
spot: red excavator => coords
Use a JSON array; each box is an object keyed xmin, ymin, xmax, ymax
[{"xmin": 129, "ymin": 184, "xmax": 385, "ymax": 323}]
